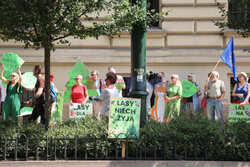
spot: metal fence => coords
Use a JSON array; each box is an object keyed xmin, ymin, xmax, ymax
[{"xmin": 0, "ymin": 133, "xmax": 249, "ymax": 161}]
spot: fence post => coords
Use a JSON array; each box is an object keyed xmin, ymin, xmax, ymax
[
  {"xmin": 74, "ymin": 136, "xmax": 78, "ymax": 160},
  {"xmin": 14, "ymin": 136, "xmax": 18, "ymax": 161}
]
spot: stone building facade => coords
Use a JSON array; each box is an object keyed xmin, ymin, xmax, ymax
[{"xmin": 0, "ymin": 0, "xmax": 249, "ymax": 115}]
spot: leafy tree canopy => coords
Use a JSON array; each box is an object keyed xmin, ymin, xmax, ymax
[{"xmin": 0, "ymin": 0, "xmax": 166, "ymax": 49}]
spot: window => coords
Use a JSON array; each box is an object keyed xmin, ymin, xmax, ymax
[
  {"xmin": 148, "ymin": 0, "xmax": 160, "ymax": 27},
  {"xmin": 228, "ymin": 0, "xmax": 250, "ymax": 30}
]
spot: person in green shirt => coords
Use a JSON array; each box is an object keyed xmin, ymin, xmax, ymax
[
  {"xmin": 165, "ymin": 74, "xmax": 182, "ymax": 123},
  {"xmin": 0, "ymin": 65, "xmax": 22, "ymax": 123}
]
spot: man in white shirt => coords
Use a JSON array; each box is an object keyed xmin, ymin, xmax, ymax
[
  {"xmin": 0, "ymin": 80, "xmax": 6, "ymax": 115},
  {"xmin": 204, "ymin": 71, "xmax": 225, "ymax": 125}
]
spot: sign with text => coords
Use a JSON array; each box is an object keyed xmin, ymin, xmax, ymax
[
  {"xmin": 228, "ymin": 104, "xmax": 250, "ymax": 123},
  {"xmin": 69, "ymin": 103, "xmax": 92, "ymax": 120},
  {"xmin": 108, "ymin": 98, "xmax": 141, "ymax": 139}
]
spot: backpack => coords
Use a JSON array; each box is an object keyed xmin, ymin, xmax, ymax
[{"xmin": 50, "ymin": 83, "xmax": 58, "ymax": 103}]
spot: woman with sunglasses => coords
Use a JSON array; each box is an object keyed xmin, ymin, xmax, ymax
[
  {"xmin": 0, "ymin": 65, "xmax": 22, "ymax": 122},
  {"xmin": 70, "ymin": 75, "xmax": 89, "ymax": 106},
  {"xmin": 232, "ymin": 72, "xmax": 250, "ymax": 105},
  {"xmin": 164, "ymin": 74, "xmax": 182, "ymax": 123}
]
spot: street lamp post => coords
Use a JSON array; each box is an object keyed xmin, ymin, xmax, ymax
[{"xmin": 129, "ymin": 0, "xmax": 148, "ymax": 127}]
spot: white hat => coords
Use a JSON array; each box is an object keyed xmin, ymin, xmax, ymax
[{"xmin": 238, "ymin": 72, "xmax": 248, "ymax": 82}]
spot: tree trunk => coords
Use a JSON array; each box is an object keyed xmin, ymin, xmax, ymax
[{"xmin": 44, "ymin": 42, "xmax": 51, "ymax": 130}]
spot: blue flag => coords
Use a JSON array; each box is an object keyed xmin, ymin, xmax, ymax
[{"xmin": 220, "ymin": 37, "xmax": 237, "ymax": 81}]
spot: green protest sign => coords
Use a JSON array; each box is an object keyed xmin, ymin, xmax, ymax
[
  {"xmin": 19, "ymin": 107, "xmax": 33, "ymax": 117},
  {"xmin": 64, "ymin": 88, "xmax": 71, "ymax": 102},
  {"xmin": 228, "ymin": 104, "xmax": 250, "ymax": 123},
  {"xmin": 21, "ymin": 72, "xmax": 37, "ymax": 89},
  {"xmin": 108, "ymin": 98, "xmax": 141, "ymax": 139},
  {"xmin": 69, "ymin": 60, "xmax": 90, "ymax": 79},
  {"xmin": 1, "ymin": 52, "xmax": 24, "ymax": 71},
  {"xmin": 51, "ymin": 92, "xmax": 64, "ymax": 124},
  {"xmin": 69, "ymin": 103, "xmax": 93, "ymax": 120},
  {"xmin": 182, "ymin": 80, "xmax": 199, "ymax": 98}
]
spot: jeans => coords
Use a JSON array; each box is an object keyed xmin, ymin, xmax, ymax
[{"xmin": 207, "ymin": 98, "xmax": 223, "ymax": 125}]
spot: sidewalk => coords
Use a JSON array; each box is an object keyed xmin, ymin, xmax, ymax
[{"xmin": 0, "ymin": 161, "xmax": 249, "ymax": 167}]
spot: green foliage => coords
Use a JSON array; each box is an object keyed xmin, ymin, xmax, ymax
[
  {"xmin": 0, "ymin": 0, "xmax": 167, "ymax": 49},
  {"xmin": 0, "ymin": 116, "xmax": 249, "ymax": 160},
  {"xmin": 215, "ymin": 0, "xmax": 250, "ymax": 37}
]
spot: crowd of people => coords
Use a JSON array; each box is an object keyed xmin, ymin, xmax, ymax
[
  {"xmin": 0, "ymin": 63, "xmax": 249, "ymax": 125},
  {"xmin": 146, "ymin": 71, "xmax": 250, "ymax": 124}
]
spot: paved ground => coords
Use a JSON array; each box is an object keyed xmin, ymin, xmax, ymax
[{"xmin": 0, "ymin": 160, "xmax": 249, "ymax": 167}]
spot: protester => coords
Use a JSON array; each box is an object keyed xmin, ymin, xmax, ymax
[
  {"xmin": 26, "ymin": 65, "xmax": 45, "ymax": 124},
  {"xmin": 152, "ymin": 72, "xmax": 168, "ymax": 122},
  {"xmin": 232, "ymin": 72, "xmax": 250, "ymax": 105},
  {"xmin": 146, "ymin": 71, "xmax": 153, "ymax": 121},
  {"xmin": 108, "ymin": 67, "xmax": 126, "ymax": 97},
  {"xmin": 49, "ymin": 72, "xmax": 58, "ymax": 124},
  {"xmin": 94, "ymin": 72, "xmax": 121, "ymax": 118},
  {"xmin": 0, "ymin": 65, "xmax": 22, "ymax": 122},
  {"xmin": 89, "ymin": 70, "xmax": 104, "ymax": 116},
  {"xmin": 0, "ymin": 80, "xmax": 6, "ymax": 116},
  {"xmin": 183, "ymin": 73, "xmax": 201, "ymax": 116},
  {"xmin": 204, "ymin": 71, "xmax": 225, "ymax": 125},
  {"xmin": 164, "ymin": 74, "xmax": 182, "ymax": 123},
  {"xmin": 70, "ymin": 74, "xmax": 89, "ymax": 106}
]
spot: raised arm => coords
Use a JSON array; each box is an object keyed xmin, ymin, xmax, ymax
[
  {"xmin": 17, "ymin": 66, "xmax": 23, "ymax": 87},
  {"xmin": 0, "ymin": 64, "xmax": 9, "ymax": 85}
]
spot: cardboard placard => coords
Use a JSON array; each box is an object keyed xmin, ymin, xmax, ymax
[
  {"xmin": 108, "ymin": 97, "xmax": 141, "ymax": 139},
  {"xmin": 69, "ymin": 103, "xmax": 93, "ymax": 120},
  {"xmin": 228, "ymin": 104, "xmax": 250, "ymax": 123}
]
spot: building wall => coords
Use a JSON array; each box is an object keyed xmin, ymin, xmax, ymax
[{"xmin": 0, "ymin": 0, "xmax": 250, "ymax": 109}]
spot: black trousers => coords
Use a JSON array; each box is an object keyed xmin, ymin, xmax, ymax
[{"xmin": 29, "ymin": 102, "xmax": 45, "ymax": 124}]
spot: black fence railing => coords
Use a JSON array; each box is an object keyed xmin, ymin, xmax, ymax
[{"xmin": 0, "ymin": 133, "xmax": 249, "ymax": 161}]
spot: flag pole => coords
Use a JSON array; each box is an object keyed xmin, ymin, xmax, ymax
[
  {"xmin": 206, "ymin": 57, "xmax": 221, "ymax": 90},
  {"xmin": 211, "ymin": 58, "xmax": 221, "ymax": 74}
]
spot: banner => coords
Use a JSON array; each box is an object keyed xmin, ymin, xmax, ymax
[
  {"xmin": 182, "ymin": 80, "xmax": 199, "ymax": 98},
  {"xmin": 51, "ymin": 92, "xmax": 64, "ymax": 124},
  {"xmin": 69, "ymin": 103, "xmax": 92, "ymax": 120},
  {"xmin": 228, "ymin": 104, "xmax": 250, "ymax": 123},
  {"xmin": 108, "ymin": 98, "xmax": 141, "ymax": 139}
]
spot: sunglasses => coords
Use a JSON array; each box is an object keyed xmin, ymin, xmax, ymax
[
  {"xmin": 75, "ymin": 78, "xmax": 81, "ymax": 80},
  {"xmin": 171, "ymin": 77, "xmax": 175, "ymax": 79},
  {"xmin": 11, "ymin": 75, "xmax": 16, "ymax": 78}
]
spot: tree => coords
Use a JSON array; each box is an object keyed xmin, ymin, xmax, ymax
[
  {"xmin": 215, "ymin": 0, "xmax": 250, "ymax": 37},
  {"xmin": 0, "ymin": 0, "xmax": 166, "ymax": 128}
]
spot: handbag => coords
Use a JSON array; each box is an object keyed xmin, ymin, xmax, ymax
[{"xmin": 201, "ymin": 97, "xmax": 207, "ymax": 107}]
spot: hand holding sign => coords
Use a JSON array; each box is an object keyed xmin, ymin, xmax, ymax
[{"xmin": 182, "ymin": 80, "xmax": 199, "ymax": 98}]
